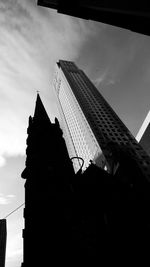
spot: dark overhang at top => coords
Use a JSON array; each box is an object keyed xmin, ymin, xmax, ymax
[
  {"xmin": 37, "ymin": 0, "xmax": 58, "ymax": 9},
  {"xmin": 37, "ymin": 1, "xmax": 150, "ymax": 36}
]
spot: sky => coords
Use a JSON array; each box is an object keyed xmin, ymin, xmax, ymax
[{"xmin": 1, "ymin": 1, "xmax": 150, "ymax": 266}]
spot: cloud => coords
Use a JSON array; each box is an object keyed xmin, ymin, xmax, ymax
[
  {"xmin": 0, "ymin": 193, "xmax": 15, "ymax": 204},
  {"xmin": 0, "ymin": 155, "xmax": 5, "ymax": 167},
  {"xmin": 7, "ymin": 194, "xmax": 16, "ymax": 198},
  {"xmin": 93, "ymin": 71, "xmax": 108, "ymax": 86},
  {"xmin": 0, "ymin": 0, "xmax": 99, "ymax": 167},
  {"xmin": 0, "ymin": 196, "xmax": 10, "ymax": 205}
]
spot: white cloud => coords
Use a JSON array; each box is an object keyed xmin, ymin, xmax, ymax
[
  {"xmin": 93, "ymin": 71, "xmax": 108, "ymax": 86},
  {"xmin": 0, "ymin": 193, "xmax": 15, "ymax": 204},
  {"xmin": 7, "ymin": 194, "xmax": 16, "ymax": 198},
  {"xmin": 0, "ymin": 110, "xmax": 27, "ymax": 167},
  {"xmin": 0, "ymin": 155, "xmax": 6, "ymax": 167},
  {"xmin": 0, "ymin": 196, "xmax": 10, "ymax": 205}
]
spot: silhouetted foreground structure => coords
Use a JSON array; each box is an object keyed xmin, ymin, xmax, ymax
[
  {"xmin": 0, "ymin": 219, "xmax": 7, "ymax": 267},
  {"xmin": 21, "ymin": 94, "xmax": 97, "ymax": 266},
  {"xmin": 21, "ymin": 93, "xmax": 150, "ymax": 266},
  {"xmin": 38, "ymin": 1, "xmax": 150, "ymax": 36}
]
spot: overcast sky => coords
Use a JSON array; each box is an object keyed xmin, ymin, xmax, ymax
[{"xmin": 1, "ymin": 1, "xmax": 150, "ymax": 266}]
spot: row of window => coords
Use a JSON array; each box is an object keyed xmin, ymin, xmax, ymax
[
  {"xmin": 83, "ymin": 78, "xmax": 150, "ymax": 174},
  {"xmin": 60, "ymin": 71, "xmax": 100, "ymax": 152},
  {"xmin": 59, "ymin": 83, "xmax": 95, "ymax": 171},
  {"xmin": 61, "ymin": 67, "xmax": 150, "ymax": 178}
]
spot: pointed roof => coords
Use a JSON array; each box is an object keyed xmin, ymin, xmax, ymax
[{"xmin": 33, "ymin": 93, "xmax": 51, "ymax": 123}]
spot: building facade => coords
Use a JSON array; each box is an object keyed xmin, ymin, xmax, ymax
[
  {"xmin": 54, "ymin": 61, "xmax": 105, "ymax": 172},
  {"xmin": 53, "ymin": 60, "xmax": 150, "ymax": 180},
  {"xmin": 0, "ymin": 219, "xmax": 7, "ymax": 267}
]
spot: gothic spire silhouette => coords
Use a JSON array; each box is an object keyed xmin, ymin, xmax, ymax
[{"xmin": 33, "ymin": 93, "xmax": 51, "ymax": 124}]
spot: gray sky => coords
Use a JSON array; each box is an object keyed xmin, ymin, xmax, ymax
[{"xmin": 1, "ymin": 1, "xmax": 150, "ymax": 266}]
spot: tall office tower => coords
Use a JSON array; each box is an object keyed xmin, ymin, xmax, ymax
[
  {"xmin": 53, "ymin": 60, "xmax": 150, "ymax": 180},
  {"xmin": 54, "ymin": 61, "xmax": 106, "ymax": 173},
  {"xmin": 0, "ymin": 219, "xmax": 7, "ymax": 267}
]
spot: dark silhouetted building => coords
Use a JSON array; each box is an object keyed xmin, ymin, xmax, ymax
[
  {"xmin": 0, "ymin": 219, "xmax": 7, "ymax": 267},
  {"xmin": 21, "ymin": 94, "xmax": 97, "ymax": 266},
  {"xmin": 21, "ymin": 94, "xmax": 75, "ymax": 266},
  {"xmin": 37, "ymin": 1, "xmax": 150, "ymax": 36}
]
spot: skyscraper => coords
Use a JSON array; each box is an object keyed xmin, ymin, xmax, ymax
[
  {"xmin": 53, "ymin": 61, "xmax": 105, "ymax": 172},
  {"xmin": 53, "ymin": 60, "xmax": 150, "ymax": 180}
]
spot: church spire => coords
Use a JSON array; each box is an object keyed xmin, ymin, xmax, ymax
[{"xmin": 33, "ymin": 93, "xmax": 51, "ymax": 123}]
